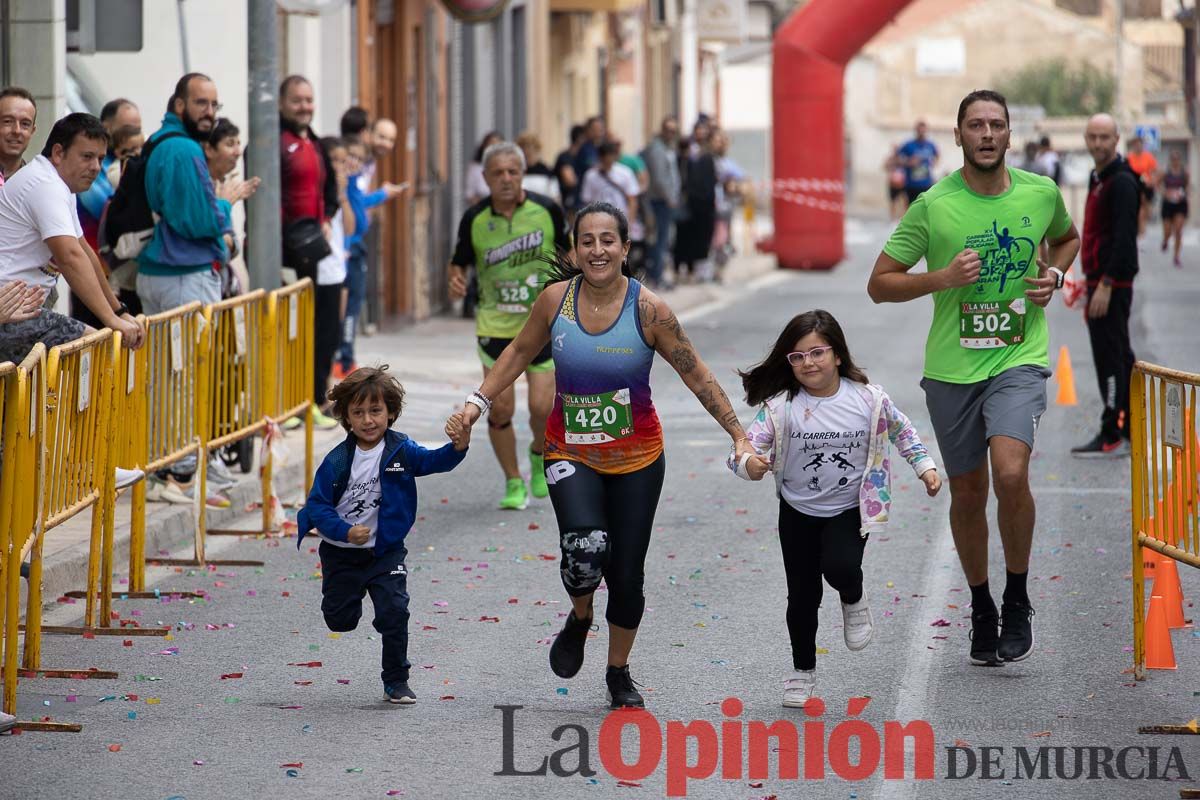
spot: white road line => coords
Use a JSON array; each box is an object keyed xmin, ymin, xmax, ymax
[{"xmin": 874, "ymin": 514, "xmax": 959, "ymax": 800}]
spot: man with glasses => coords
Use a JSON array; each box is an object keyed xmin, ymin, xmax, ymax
[
  {"xmin": 868, "ymin": 90, "xmax": 1080, "ymax": 668},
  {"xmin": 137, "ymin": 72, "xmax": 237, "ymax": 507}
]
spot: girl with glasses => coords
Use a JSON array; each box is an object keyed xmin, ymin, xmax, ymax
[{"xmin": 729, "ymin": 309, "xmax": 941, "ymax": 707}]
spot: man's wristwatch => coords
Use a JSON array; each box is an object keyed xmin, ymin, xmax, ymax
[
  {"xmin": 113, "ymin": 303, "xmax": 130, "ymax": 317},
  {"xmin": 1046, "ymin": 267, "xmax": 1065, "ymax": 290}
]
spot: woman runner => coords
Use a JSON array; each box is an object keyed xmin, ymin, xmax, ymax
[{"xmin": 447, "ymin": 201, "xmax": 759, "ymax": 707}]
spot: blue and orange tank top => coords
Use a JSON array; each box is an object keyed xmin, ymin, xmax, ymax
[{"xmin": 544, "ymin": 275, "xmax": 663, "ymax": 474}]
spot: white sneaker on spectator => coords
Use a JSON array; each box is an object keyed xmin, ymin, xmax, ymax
[
  {"xmin": 160, "ymin": 478, "xmax": 230, "ymax": 509},
  {"xmin": 783, "ymin": 669, "xmax": 816, "ymax": 708},
  {"xmin": 841, "ymin": 594, "xmax": 874, "ymax": 651},
  {"xmin": 207, "ymin": 458, "xmax": 236, "ymax": 490},
  {"xmin": 0, "ymin": 709, "xmax": 17, "ymax": 733},
  {"xmin": 114, "ymin": 467, "xmax": 145, "ymax": 490}
]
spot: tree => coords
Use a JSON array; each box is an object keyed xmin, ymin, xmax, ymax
[{"xmin": 996, "ymin": 59, "xmax": 1115, "ymax": 118}]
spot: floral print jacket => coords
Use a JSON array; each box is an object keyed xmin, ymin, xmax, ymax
[{"xmin": 728, "ymin": 381, "xmax": 937, "ymax": 536}]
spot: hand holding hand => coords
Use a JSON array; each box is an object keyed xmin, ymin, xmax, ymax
[
  {"xmin": 445, "ymin": 412, "xmax": 472, "ymax": 451},
  {"xmin": 745, "ymin": 454, "xmax": 770, "ymax": 481},
  {"xmin": 347, "ymin": 524, "xmax": 371, "ymax": 545},
  {"xmin": 114, "ymin": 315, "xmax": 146, "ymax": 350},
  {"xmin": 921, "ymin": 469, "xmax": 942, "ymax": 497},
  {"xmin": 940, "ymin": 249, "xmax": 982, "ymax": 290}
]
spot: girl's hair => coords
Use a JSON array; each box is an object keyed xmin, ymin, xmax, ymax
[
  {"xmin": 543, "ymin": 201, "xmax": 637, "ymax": 285},
  {"xmin": 738, "ymin": 309, "xmax": 869, "ymax": 406},
  {"xmin": 326, "ymin": 365, "xmax": 406, "ymax": 432}
]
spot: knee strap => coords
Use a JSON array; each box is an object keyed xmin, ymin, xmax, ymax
[
  {"xmin": 559, "ymin": 528, "xmax": 609, "ymax": 595},
  {"xmin": 487, "ymin": 416, "xmax": 513, "ymax": 430}
]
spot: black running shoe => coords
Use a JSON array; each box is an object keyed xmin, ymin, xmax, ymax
[
  {"xmin": 549, "ymin": 611, "xmax": 593, "ymax": 678},
  {"xmin": 998, "ymin": 601, "xmax": 1036, "ymax": 662},
  {"xmin": 1071, "ymin": 433, "xmax": 1130, "ymax": 458},
  {"xmin": 605, "ymin": 665, "xmax": 645, "ymax": 708},
  {"xmin": 969, "ymin": 609, "xmax": 1002, "ymax": 666}
]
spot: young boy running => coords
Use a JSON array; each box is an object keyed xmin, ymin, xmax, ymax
[{"xmin": 297, "ymin": 366, "xmax": 470, "ymax": 703}]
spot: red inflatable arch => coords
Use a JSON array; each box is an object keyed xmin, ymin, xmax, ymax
[{"xmin": 771, "ymin": 0, "xmax": 914, "ymax": 269}]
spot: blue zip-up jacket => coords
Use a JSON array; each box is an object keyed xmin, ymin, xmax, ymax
[
  {"xmin": 138, "ymin": 112, "xmax": 233, "ymax": 276},
  {"xmin": 297, "ymin": 429, "xmax": 467, "ymax": 556},
  {"xmin": 345, "ymin": 175, "xmax": 387, "ymax": 250}
]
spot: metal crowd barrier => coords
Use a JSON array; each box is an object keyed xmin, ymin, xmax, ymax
[
  {"xmin": 3, "ymin": 345, "xmax": 110, "ymax": 733},
  {"xmin": 1130, "ymin": 361, "xmax": 1199, "ymax": 680}
]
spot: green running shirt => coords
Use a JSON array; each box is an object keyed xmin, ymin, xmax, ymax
[
  {"xmin": 883, "ymin": 168, "xmax": 1072, "ymax": 384},
  {"xmin": 452, "ymin": 191, "xmax": 570, "ymax": 339}
]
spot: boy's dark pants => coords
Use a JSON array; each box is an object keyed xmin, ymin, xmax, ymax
[{"xmin": 319, "ymin": 541, "xmax": 412, "ymax": 684}]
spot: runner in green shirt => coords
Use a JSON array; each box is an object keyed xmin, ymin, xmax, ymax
[
  {"xmin": 449, "ymin": 141, "xmax": 570, "ymax": 510},
  {"xmin": 867, "ymin": 90, "xmax": 1080, "ymax": 668}
]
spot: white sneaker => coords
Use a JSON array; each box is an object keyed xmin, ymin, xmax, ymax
[
  {"xmin": 0, "ymin": 709, "xmax": 17, "ymax": 733},
  {"xmin": 114, "ymin": 467, "xmax": 145, "ymax": 490},
  {"xmin": 842, "ymin": 594, "xmax": 874, "ymax": 651},
  {"xmin": 783, "ymin": 669, "xmax": 816, "ymax": 708},
  {"xmin": 207, "ymin": 458, "xmax": 236, "ymax": 490}
]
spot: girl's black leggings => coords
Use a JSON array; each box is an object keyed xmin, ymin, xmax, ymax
[
  {"xmin": 778, "ymin": 501, "xmax": 867, "ymax": 670},
  {"xmin": 545, "ymin": 455, "xmax": 665, "ymax": 629}
]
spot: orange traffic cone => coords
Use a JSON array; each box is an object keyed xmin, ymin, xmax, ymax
[
  {"xmin": 1055, "ymin": 346, "xmax": 1077, "ymax": 406},
  {"xmin": 1145, "ymin": 594, "xmax": 1177, "ymax": 670},
  {"xmin": 1152, "ymin": 557, "xmax": 1188, "ymax": 629}
]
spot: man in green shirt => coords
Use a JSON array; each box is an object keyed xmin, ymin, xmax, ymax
[
  {"xmin": 449, "ymin": 141, "xmax": 569, "ymax": 510},
  {"xmin": 868, "ymin": 90, "xmax": 1080, "ymax": 667}
]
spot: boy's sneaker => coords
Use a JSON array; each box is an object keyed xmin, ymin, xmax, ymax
[
  {"xmin": 499, "ymin": 477, "xmax": 528, "ymax": 510},
  {"xmin": 1071, "ymin": 433, "xmax": 1130, "ymax": 458},
  {"xmin": 384, "ymin": 682, "xmax": 416, "ymax": 704},
  {"xmin": 998, "ymin": 601, "xmax": 1036, "ymax": 662},
  {"xmin": 312, "ymin": 408, "xmax": 340, "ymax": 431},
  {"xmin": 282, "ymin": 416, "xmax": 303, "ymax": 431},
  {"xmin": 529, "ymin": 449, "xmax": 549, "ymax": 499},
  {"xmin": 841, "ymin": 594, "xmax": 874, "ymax": 651},
  {"xmin": 0, "ymin": 709, "xmax": 17, "ymax": 733},
  {"xmin": 605, "ymin": 665, "xmax": 645, "ymax": 708},
  {"xmin": 783, "ymin": 669, "xmax": 816, "ymax": 708},
  {"xmin": 969, "ymin": 609, "xmax": 1002, "ymax": 666},
  {"xmin": 549, "ymin": 610, "xmax": 594, "ymax": 678}
]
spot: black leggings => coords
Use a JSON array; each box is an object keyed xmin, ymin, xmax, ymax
[
  {"xmin": 778, "ymin": 502, "xmax": 867, "ymax": 671},
  {"xmin": 314, "ymin": 283, "xmax": 342, "ymax": 405},
  {"xmin": 545, "ymin": 455, "xmax": 665, "ymax": 629}
]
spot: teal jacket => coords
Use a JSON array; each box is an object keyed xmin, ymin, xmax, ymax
[{"xmin": 137, "ymin": 112, "xmax": 233, "ymax": 276}]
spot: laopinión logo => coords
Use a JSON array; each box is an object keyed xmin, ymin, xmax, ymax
[{"xmin": 494, "ymin": 698, "xmax": 1191, "ymax": 797}]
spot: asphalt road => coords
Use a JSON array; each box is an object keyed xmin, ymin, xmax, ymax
[{"xmin": 3, "ymin": 219, "xmax": 1198, "ymax": 800}]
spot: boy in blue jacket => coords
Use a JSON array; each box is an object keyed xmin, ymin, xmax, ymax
[{"xmin": 297, "ymin": 365, "xmax": 470, "ymax": 703}]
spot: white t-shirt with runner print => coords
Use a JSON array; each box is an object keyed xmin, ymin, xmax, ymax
[
  {"xmin": 780, "ymin": 380, "xmax": 873, "ymax": 517},
  {"xmin": 326, "ymin": 438, "xmax": 386, "ymax": 549}
]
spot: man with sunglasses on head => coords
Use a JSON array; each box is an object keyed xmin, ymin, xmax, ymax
[{"xmin": 868, "ymin": 90, "xmax": 1080, "ymax": 668}]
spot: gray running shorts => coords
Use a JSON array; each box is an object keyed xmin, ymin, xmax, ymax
[
  {"xmin": 921, "ymin": 364, "xmax": 1051, "ymax": 478},
  {"xmin": 0, "ymin": 310, "xmax": 87, "ymax": 365}
]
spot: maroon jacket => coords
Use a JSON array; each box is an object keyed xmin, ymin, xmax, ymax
[
  {"xmin": 279, "ymin": 118, "xmax": 337, "ymax": 225},
  {"xmin": 1081, "ymin": 155, "xmax": 1140, "ymax": 288}
]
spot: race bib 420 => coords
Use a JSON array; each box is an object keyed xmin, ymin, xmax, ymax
[
  {"xmin": 959, "ymin": 298, "xmax": 1025, "ymax": 349},
  {"xmin": 562, "ymin": 388, "xmax": 634, "ymax": 444}
]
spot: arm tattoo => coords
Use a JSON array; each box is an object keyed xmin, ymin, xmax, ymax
[
  {"xmin": 694, "ymin": 374, "xmax": 742, "ymax": 433},
  {"xmin": 670, "ymin": 345, "xmax": 697, "ymax": 374}
]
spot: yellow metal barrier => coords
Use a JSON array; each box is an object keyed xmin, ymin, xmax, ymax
[
  {"xmin": 3, "ymin": 345, "xmax": 104, "ymax": 733},
  {"xmin": 118, "ymin": 303, "xmax": 210, "ymax": 592},
  {"xmin": 0, "ymin": 359, "xmax": 16, "ymax": 707},
  {"xmin": 209, "ymin": 280, "xmax": 315, "ymax": 537},
  {"xmin": 152, "ymin": 290, "xmax": 267, "ymax": 567},
  {"xmin": 1130, "ymin": 361, "xmax": 1200, "ymax": 679}
]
